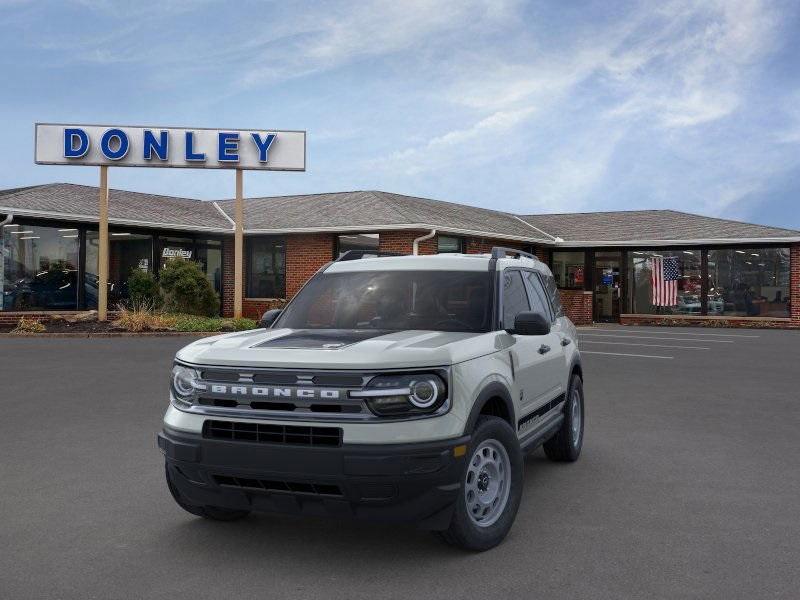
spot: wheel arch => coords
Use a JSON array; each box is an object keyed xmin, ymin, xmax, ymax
[{"xmin": 464, "ymin": 382, "xmax": 516, "ymax": 434}]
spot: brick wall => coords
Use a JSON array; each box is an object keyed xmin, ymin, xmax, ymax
[
  {"xmin": 221, "ymin": 237, "xmax": 235, "ymax": 317},
  {"xmin": 791, "ymin": 244, "xmax": 799, "ymax": 325},
  {"xmin": 559, "ymin": 290, "xmax": 593, "ymax": 325},
  {"xmin": 285, "ymin": 233, "xmax": 335, "ymax": 297}
]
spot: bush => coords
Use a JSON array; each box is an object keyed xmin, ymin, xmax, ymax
[
  {"xmin": 11, "ymin": 317, "xmax": 46, "ymax": 334},
  {"xmin": 231, "ymin": 317, "xmax": 258, "ymax": 331},
  {"xmin": 127, "ymin": 269, "xmax": 162, "ymax": 308},
  {"xmin": 114, "ymin": 304, "xmax": 174, "ymax": 332},
  {"xmin": 158, "ymin": 259, "xmax": 220, "ymax": 316}
]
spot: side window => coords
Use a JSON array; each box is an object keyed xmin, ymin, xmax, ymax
[
  {"xmin": 541, "ymin": 271, "xmax": 564, "ymax": 318},
  {"xmin": 502, "ymin": 270, "xmax": 531, "ymax": 330},
  {"xmin": 522, "ymin": 271, "xmax": 552, "ymax": 321}
]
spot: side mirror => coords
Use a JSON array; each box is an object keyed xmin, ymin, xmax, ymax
[
  {"xmin": 259, "ymin": 309, "xmax": 283, "ymax": 329},
  {"xmin": 510, "ymin": 311, "xmax": 550, "ymax": 336}
]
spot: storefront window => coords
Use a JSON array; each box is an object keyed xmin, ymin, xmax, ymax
[
  {"xmin": 707, "ymin": 248, "xmax": 790, "ymax": 318},
  {"xmin": 629, "ymin": 249, "xmax": 702, "ymax": 315},
  {"xmin": 2, "ymin": 223, "xmax": 80, "ymax": 311},
  {"xmin": 247, "ymin": 237, "xmax": 285, "ymax": 298},
  {"xmin": 438, "ymin": 235, "xmax": 464, "ymax": 253},
  {"xmin": 551, "ymin": 251, "xmax": 585, "ymax": 289},
  {"xmin": 196, "ymin": 240, "xmax": 223, "ymax": 296},
  {"xmin": 337, "ymin": 233, "xmax": 378, "ymax": 257},
  {"xmin": 85, "ymin": 230, "xmax": 154, "ymax": 308},
  {"xmin": 159, "ymin": 236, "xmax": 194, "ymax": 271}
]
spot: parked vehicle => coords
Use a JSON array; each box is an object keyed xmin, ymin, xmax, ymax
[{"xmin": 158, "ymin": 248, "xmax": 584, "ymax": 550}]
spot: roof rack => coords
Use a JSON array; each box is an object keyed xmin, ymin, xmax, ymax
[
  {"xmin": 335, "ymin": 250, "xmax": 404, "ymax": 262},
  {"xmin": 490, "ymin": 246, "xmax": 538, "ymax": 260}
]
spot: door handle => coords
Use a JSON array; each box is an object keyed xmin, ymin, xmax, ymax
[
  {"xmin": 561, "ymin": 338, "xmax": 571, "ymax": 346},
  {"xmin": 538, "ymin": 344, "xmax": 551, "ymax": 354}
]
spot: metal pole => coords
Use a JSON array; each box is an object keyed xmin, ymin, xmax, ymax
[
  {"xmin": 98, "ymin": 166, "xmax": 109, "ymax": 321},
  {"xmin": 234, "ymin": 169, "xmax": 244, "ymax": 318}
]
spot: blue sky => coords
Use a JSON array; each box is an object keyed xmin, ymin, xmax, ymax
[{"xmin": 1, "ymin": 0, "xmax": 799, "ymax": 228}]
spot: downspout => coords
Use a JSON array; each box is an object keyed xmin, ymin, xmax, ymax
[
  {"xmin": 0, "ymin": 213, "xmax": 12, "ymax": 226},
  {"xmin": 412, "ymin": 228, "xmax": 437, "ymax": 255}
]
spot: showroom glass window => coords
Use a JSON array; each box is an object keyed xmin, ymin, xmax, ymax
[
  {"xmin": 337, "ymin": 233, "xmax": 378, "ymax": 257},
  {"xmin": 1, "ymin": 223, "xmax": 80, "ymax": 311},
  {"xmin": 247, "ymin": 237, "xmax": 285, "ymax": 298},
  {"xmin": 437, "ymin": 235, "xmax": 464, "ymax": 254},
  {"xmin": 196, "ymin": 239, "xmax": 223, "ymax": 296},
  {"xmin": 707, "ymin": 248, "xmax": 790, "ymax": 318},
  {"xmin": 551, "ymin": 251, "xmax": 585, "ymax": 289},
  {"xmin": 629, "ymin": 249, "xmax": 702, "ymax": 314},
  {"xmin": 85, "ymin": 230, "xmax": 154, "ymax": 308}
]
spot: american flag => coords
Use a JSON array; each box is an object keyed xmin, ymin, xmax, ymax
[{"xmin": 651, "ymin": 256, "xmax": 679, "ymax": 306}]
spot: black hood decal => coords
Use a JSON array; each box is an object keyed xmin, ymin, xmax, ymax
[{"xmin": 254, "ymin": 329, "xmax": 393, "ymax": 349}]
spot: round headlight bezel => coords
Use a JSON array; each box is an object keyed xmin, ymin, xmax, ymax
[{"xmin": 171, "ymin": 364, "xmax": 199, "ymax": 399}]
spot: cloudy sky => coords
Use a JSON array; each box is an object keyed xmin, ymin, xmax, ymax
[{"xmin": 1, "ymin": 0, "xmax": 798, "ymax": 228}]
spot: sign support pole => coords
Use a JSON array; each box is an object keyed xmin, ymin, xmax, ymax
[
  {"xmin": 234, "ymin": 168, "xmax": 244, "ymax": 319},
  {"xmin": 98, "ymin": 166, "xmax": 109, "ymax": 321}
]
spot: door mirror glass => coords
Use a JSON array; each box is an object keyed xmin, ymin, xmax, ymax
[
  {"xmin": 259, "ymin": 308, "xmax": 283, "ymax": 328},
  {"xmin": 510, "ymin": 311, "xmax": 550, "ymax": 336}
]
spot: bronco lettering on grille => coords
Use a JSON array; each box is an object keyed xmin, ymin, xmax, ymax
[{"xmin": 208, "ymin": 385, "xmax": 341, "ymax": 400}]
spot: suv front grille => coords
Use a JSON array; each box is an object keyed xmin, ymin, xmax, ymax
[
  {"xmin": 203, "ymin": 420, "xmax": 342, "ymax": 447},
  {"xmin": 213, "ymin": 475, "xmax": 343, "ymax": 497}
]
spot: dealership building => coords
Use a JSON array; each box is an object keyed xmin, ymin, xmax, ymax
[{"xmin": 1, "ymin": 182, "xmax": 799, "ymax": 328}]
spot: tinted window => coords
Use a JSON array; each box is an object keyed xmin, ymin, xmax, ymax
[
  {"xmin": 707, "ymin": 248, "xmax": 790, "ymax": 317},
  {"xmin": 276, "ymin": 270, "xmax": 492, "ymax": 333},
  {"xmin": 523, "ymin": 271, "xmax": 552, "ymax": 321},
  {"xmin": 338, "ymin": 233, "xmax": 379, "ymax": 257},
  {"xmin": 247, "ymin": 237, "xmax": 286, "ymax": 298},
  {"xmin": 437, "ymin": 235, "xmax": 463, "ymax": 253},
  {"xmin": 502, "ymin": 270, "xmax": 530, "ymax": 330}
]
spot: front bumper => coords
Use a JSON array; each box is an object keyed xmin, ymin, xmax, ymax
[{"xmin": 158, "ymin": 426, "xmax": 470, "ymax": 530}]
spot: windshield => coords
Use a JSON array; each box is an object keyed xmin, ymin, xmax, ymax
[{"xmin": 275, "ymin": 270, "xmax": 493, "ymax": 333}]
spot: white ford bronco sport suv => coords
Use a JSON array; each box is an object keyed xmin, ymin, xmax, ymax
[{"xmin": 159, "ymin": 247, "xmax": 584, "ymax": 551}]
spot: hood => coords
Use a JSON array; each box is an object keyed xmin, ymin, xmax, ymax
[{"xmin": 176, "ymin": 328, "xmax": 503, "ymax": 369}]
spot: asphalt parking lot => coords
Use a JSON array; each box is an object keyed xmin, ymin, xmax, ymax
[{"xmin": 1, "ymin": 327, "xmax": 799, "ymax": 600}]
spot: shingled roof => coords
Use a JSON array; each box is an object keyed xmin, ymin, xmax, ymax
[
  {"xmin": 1, "ymin": 183, "xmax": 798, "ymax": 244},
  {"xmin": 0, "ymin": 183, "xmax": 230, "ymax": 232},
  {"xmin": 520, "ymin": 210, "xmax": 800, "ymax": 244},
  {"xmin": 215, "ymin": 190, "xmax": 547, "ymax": 241}
]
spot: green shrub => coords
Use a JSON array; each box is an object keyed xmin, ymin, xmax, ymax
[
  {"xmin": 127, "ymin": 269, "xmax": 162, "ymax": 308},
  {"xmin": 159, "ymin": 259, "xmax": 220, "ymax": 316},
  {"xmin": 231, "ymin": 317, "xmax": 258, "ymax": 331}
]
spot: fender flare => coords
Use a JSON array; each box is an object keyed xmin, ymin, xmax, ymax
[{"xmin": 463, "ymin": 381, "xmax": 516, "ymax": 434}]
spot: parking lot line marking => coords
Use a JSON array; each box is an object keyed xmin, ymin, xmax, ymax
[
  {"xmin": 580, "ymin": 333, "xmax": 734, "ymax": 343},
  {"xmin": 581, "ymin": 351, "xmax": 674, "ymax": 359},
  {"xmin": 580, "ymin": 340, "xmax": 710, "ymax": 350},
  {"xmin": 589, "ymin": 329, "xmax": 759, "ymax": 338}
]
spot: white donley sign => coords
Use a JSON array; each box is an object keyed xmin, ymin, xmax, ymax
[{"xmin": 34, "ymin": 123, "xmax": 306, "ymax": 171}]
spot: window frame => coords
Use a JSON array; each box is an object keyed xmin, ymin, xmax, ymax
[{"xmin": 245, "ymin": 235, "xmax": 287, "ymax": 299}]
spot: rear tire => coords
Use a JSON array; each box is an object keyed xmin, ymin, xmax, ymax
[
  {"xmin": 437, "ymin": 416, "xmax": 523, "ymax": 551},
  {"xmin": 543, "ymin": 374, "xmax": 584, "ymax": 462},
  {"xmin": 165, "ymin": 464, "xmax": 250, "ymax": 521}
]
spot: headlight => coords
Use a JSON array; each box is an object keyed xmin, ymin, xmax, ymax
[
  {"xmin": 171, "ymin": 364, "xmax": 202, "ymax": 405},
  {"xmin": 352, "ymin": 372, "xmax": 448, "ymax": 417}
]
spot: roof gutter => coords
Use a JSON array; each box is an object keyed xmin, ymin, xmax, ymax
[
  {"xmin": 553, "ymin": 237, "xmax": 800, "ymax": 246},
  {"xmin": 412, "ymin": 228, "xmax": 437, "ymax": 255}
]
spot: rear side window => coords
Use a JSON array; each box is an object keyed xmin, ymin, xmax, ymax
[
  {"xmin": 540, "ymin": 271, "xmax": 564, "ymax": 318},
  {"xmin": 502, "ymin": 271, "xmax": 530, "ymax": 330},
  {"xmin": 522, "ymin": 271, "xmax": 552, "ymax": 321}
]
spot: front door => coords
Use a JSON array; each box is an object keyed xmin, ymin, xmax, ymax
[{"xmin": 594, "ymin": 251, "xmax": 622, "ymax": 322}]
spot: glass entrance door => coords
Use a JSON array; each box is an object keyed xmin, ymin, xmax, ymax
[{"xmin": 594, "ymin": 251, "xmax": 622, "ymax": 322}]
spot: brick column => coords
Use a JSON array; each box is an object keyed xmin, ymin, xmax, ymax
[
  {"xmin": 221, "ymin": 237, "xmax": 235, "ymax": 317},
  {"xmin": 791, "ymin": 244, "xmax": 800, "ymax": 325},
  {"xmin": 285, "ymin": 233, "xmax": 335, "ymax": 297}
]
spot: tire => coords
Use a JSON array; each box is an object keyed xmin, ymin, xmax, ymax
[
  {"xmin": 543, "ymin": 374, "xmax": 584, "ymax": 462},
  {"xmin": 165, "ymin": 464, "xmax": 250, "ymax": 522},
  {"xmin": 437, "ymin": 416, "xmax": 523, "ymax": 551}
]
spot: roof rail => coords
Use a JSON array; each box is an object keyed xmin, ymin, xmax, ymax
[
  {"xmin": 490, "ymin": 246, "xmax": 537, "ymax": 261},
  {"xmin": 335, "ymin": 250, "xmax": 404, "ymax": 262}
]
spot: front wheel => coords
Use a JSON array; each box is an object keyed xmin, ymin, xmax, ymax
[
  {"xmin": 437, "ymin": 416, "xmax": 523, "ymax": 551},
  {"xmin": 543, "ymin": 374, "xmax": 584, "ymax": 462}
]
